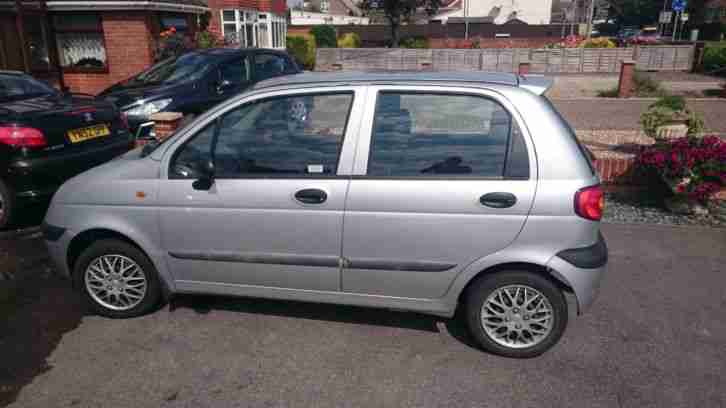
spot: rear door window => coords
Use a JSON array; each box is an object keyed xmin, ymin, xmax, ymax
[
  {"xmin": 254, "ymin": 53, "xmax": 292, "ymax": 81},
  {"xmin": 367, "ymin": 92, "xmax": 529, "ymax": 178}
]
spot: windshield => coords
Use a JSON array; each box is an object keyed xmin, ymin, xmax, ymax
[
  {"xmin": 127, "ymin": 53, "xmax": 213, "ymax": 86},
  {"xmin": 0, "ymin": 74, "xmax": 57, "ymax": 103}
]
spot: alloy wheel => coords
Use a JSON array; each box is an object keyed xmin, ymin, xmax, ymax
[
  {"xmin": 84, "ymin": 254, "xmax": 147, "ymax": 311},
  {"xmin": 480, "ymin": 284, "xmax": 555, "ymax": 349}
]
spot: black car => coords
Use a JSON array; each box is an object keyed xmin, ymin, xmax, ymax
[
  {"xmin": 98, "ymin": 48, "xmax": 301, "ymax": 137},
  {"xmin": 0, "ymin": 71, "xmax": 133, "ymax": 228}
]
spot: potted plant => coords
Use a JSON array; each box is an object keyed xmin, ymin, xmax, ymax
[
  {"xmin": 637, "ymin": 135, "xmax": 726, "ymax": 214},
  {"xmin": 640, "ymin": 96, "xmax": 705, "ymax": 141}
]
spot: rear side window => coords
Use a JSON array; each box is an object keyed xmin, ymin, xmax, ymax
[
  {"xmin": 254, "ymin": 53, "xmax": 295, "ymax": 81},
  {"xmin": 367, "ymin": 92, "xmax": 529, "ymax": 178}
]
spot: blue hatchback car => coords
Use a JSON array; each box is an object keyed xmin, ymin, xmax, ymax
[{"xmin": 98, "ymin": 48, "xmax": 300, "ymax": 137}]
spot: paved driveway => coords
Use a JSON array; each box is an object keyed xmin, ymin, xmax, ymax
[{"xmin": 1, "ymin": 223, "xmax": 725, "ymax": 408}]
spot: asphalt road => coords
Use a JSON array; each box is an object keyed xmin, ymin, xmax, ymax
[
  {"xmin": 553, "ymin": 99, "xmax": 726, "ymax": 133},
  {"xmin": 1, "ymin": 223, "xmax": 725, "ymax": 408}
]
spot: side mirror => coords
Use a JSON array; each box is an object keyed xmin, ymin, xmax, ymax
[
  {"xmin": 192, "ymin": 159, "xmax": 215, "ymax": 191},
  {"xmin": 216, "ymin": 79, "xmax": 233, "ymax": 95}
]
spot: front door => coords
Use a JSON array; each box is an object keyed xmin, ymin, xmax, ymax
[
  {"xmin": 342, "ymin": 88, "xmax": 536, "ymax": 299},
  {"xmin": 158, "ymin": 88, "xmax": 362, "ymax": 291}
]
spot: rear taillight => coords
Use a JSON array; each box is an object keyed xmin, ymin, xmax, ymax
[
  {"xmin": 574, "ymin": 185, "xmax": 604, "ymax": 221},
  {"xmin": 120, "ymin": 113, "xmax": 130, "ymax": 130},
  {"xmin": 0, "ymin": 126, "xmax": 47, "ymax": 148}
]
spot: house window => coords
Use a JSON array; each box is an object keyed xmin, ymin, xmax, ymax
[
  {"xmin": 320, "ymin": 0, "xmax": 330, "ymax": 13},
  {"xmin": 53, "ymin": 14, "xmax": 107, "ymax": 71},
  {"xmin": 220, "ymin": 9, "xmax": 286, "ymax": 49},
  {"xmin": 160, "ymin": 13, "xmax": 189, "ymax": 33}
]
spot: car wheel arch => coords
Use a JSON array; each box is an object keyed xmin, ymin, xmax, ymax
[
  {"xmin": 66, "ymin": 228, "xmax": 173, "ymax": 300},
  {"xmin": 455, "ymin": 261, "xmax": 574, "ymax": 305}
]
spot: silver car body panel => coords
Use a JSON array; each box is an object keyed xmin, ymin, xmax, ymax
[{"xmin": 44, "ymin": 73, "xmax": 604, "ymax": 318}]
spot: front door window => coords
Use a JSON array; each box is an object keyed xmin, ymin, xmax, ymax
[{"xmin": 170, "ymin": 92, "xmax": 354, "ymax": 179}]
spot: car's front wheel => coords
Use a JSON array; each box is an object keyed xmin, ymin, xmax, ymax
[
  {"xmin": 73, "ymin": 239, "xmax": 162, "ymax": 318},
  {"xmin": 464, "ymin": 271, "xmax": 568, "ymax": 358}
]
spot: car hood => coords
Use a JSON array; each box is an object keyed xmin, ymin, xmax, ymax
[
  {"xmin": 52, "ymin": 149, "xmax": 162, "ymax": 206},
  {"xmin": 97, "ymin": 82, "xmax": 182, "ymax": 109}
]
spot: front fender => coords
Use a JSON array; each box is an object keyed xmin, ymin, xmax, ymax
[{"xmin": 50, "ymin": 204, "xmax": 175, "ymax": 292}]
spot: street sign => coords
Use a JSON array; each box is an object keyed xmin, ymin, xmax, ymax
[
  {"xmin": 681, "ymin": 12, "xmax": 689, "ymax": 21},
  {"xmin": 659, "ymin": 11, "xmax": 672, "ymax": 23},
  {"xmin": 672, "ymin": 0, "xmax": 687, "ymax": 12}
]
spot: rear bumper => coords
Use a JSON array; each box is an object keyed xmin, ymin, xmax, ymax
[
  {"xmin": 548, "ymin": 232, "xmax": 608, "ymax": 314},
  {"xmin": 5, "ymin": 136, "xmax": 133, "ymax": 202}
]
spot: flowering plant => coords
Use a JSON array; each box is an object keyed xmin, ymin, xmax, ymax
[
  {"xmin": 638, "ymin": 136, "xmax": 726, "ymax": 202},
  {"xmin": 544, "ymin": 35, "xmax": 584, "ymax": 49}
]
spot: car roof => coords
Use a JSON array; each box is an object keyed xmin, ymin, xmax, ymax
[
  {"xmin": 187, "ymin": 47, "xmax": 286, "ymax": 60},
  {"xmin": 252, "ymin": 71, "xmax": 553, "ymax": 95}
]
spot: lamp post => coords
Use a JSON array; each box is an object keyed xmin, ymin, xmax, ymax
[
  {"xmin": 464, "ymin": 0, "xmax": 469, "ymax": 40},
  {"xmin": 585, "ymin": 0, "xmax": 596, "ymax": 39}
]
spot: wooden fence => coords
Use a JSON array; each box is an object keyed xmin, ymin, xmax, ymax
[{"xmin": 315, "ymin": 45, "xmax": 696, "ymax": 73}]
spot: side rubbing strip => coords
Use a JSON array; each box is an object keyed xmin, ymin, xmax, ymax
[
  {"xmin": 346, "ymin": 258, "xmax": 456, "ymax": 272},
  {"xmin": 169, "ymin": 251, "xmax": 340, "ymax": 268}
]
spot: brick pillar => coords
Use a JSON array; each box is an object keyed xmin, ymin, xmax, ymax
[
  {"xmin": 150, "ymin": 112, "xmax": 184, "ymax": 141},
  {"xmin": 518, "ymin": 61, "xmax": 531, "ymax": 75},
  {"xmin": 617, "ymin": 60, "xmax": 636, "ymax": 98}
]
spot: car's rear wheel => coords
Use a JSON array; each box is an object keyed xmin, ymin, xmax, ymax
[
  {"xmin": 0, "ymin": 179, "xmax": 15, "ymax": 230},
  {"xmin": 464, "ymin": 271, "xmax": 568, "ymax": 358},
  {"xmin": 73, "ymin": 239, "xmax": 162, "ymax": 318}
]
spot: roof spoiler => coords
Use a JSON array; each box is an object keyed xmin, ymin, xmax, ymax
[{"xmin": 517, "ymin": 75, "xmax": 553, "ymax": 96}]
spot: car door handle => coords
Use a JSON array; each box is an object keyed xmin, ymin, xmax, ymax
[
  {"xmin": 295, "ymin": 188, "xmax": 327, "ymax": 204},
  {"xmin": 479, "ymin": 192, "xmax": 517, "ymax": 209}
]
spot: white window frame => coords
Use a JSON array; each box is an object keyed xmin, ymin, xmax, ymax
[{"xmin": 220, "ymin": 9, "xmax": 286, "ymax": 49}]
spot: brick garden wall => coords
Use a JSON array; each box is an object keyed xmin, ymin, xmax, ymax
[{"xmin": 63, "ymin": 12, "xmax": 158, "ymax": 95}]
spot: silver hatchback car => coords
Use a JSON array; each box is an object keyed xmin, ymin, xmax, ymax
[{"xmin": 44, "ymin": 72, "xmax": 606, "ymax": 358}]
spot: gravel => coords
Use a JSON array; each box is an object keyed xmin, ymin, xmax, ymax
[{"xmin": 604, "ymin": 192, "xmax": 726, "ymax": 228}]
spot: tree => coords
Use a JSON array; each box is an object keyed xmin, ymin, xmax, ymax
[
  {"xmin": 359, "ymin": 0, "xmax": 442, "ymax": 47},
  {"xmin": 602, "ymin": 0, "xmax": 662, "ymax": 28}
]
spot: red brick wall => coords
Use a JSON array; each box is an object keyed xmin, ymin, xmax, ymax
[{"xmin": 63, "ymin": 12, "xmax": 157, "ymax": 95}]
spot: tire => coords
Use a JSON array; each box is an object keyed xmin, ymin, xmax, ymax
[
  {"xmin": 73, "ymin": 239, "xmax": 162, "ymax": 318},
  {"xmin": 0, "ymin": 179, "xmax": 15, "ymax": 230},
  {"xmin": 464, "ymin": 271, "xmax": 568, "ymax": 358}
]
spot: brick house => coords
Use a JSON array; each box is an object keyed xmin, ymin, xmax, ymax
[
  {"xmin": 0, "ymin": 0, "xmax": 207, "ymax": 95},
  {"xmin": 207, "ymin": 0, "xmax": 288, "ymax": 49}
]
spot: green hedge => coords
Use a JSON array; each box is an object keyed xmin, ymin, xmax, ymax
[
  {"xmin": 286, "ymin": 36, "xmax": 316, "ymax": 70},
  {"xmin": 309, "ymin": 25, "xmax": 337, "ymax": 48},
  {"xmin": 703, "ymin": 42, "xmax": 726, "ymax": 76}
]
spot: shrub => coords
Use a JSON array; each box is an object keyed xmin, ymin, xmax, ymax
[
  {"xmin": 703, "ymin": 42, "xmax": 726, "ymax": 76},
  {"xmin": 632, "ymin": 73, "xmax": 667, "ymax": 97},
  {"xmin": 286, "ymin": 35, "xmax": 316, "ymax": 70},
  {"xmin": 650, "ymin": 95, "xmax": 686, "ymax": 112},
  {"xmin": 640, "ymin": 96, "xmax": 705, "ymax": 139},
  {"xmin": 597, "ymin": 87, "xmax": 619, "ymax": 97},
  {"xmin": 580, "ymin": 37, "xmax": 616, "ymax": 48},
  {"xmin": 337, "ymin": 32, "xmax": 361, "ymax": 48},
  {"xmin": 400, "ymin": 36, "xmax": 429, "ymax": 49},
  {"xmin": 196, "ymin": 31, "xmax": 221, "ymax": 49},
  {"xmin": 310, "ymin": 25, "xmax": 337, "ymax": 48},
  {"xmin": 637, "ymin": 135, "xmax": 726, "ymax": 202}
]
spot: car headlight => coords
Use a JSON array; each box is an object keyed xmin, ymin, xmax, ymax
[{"xmin": 124, "ymin": 98, "xmax": 172, "ymax": 117}]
